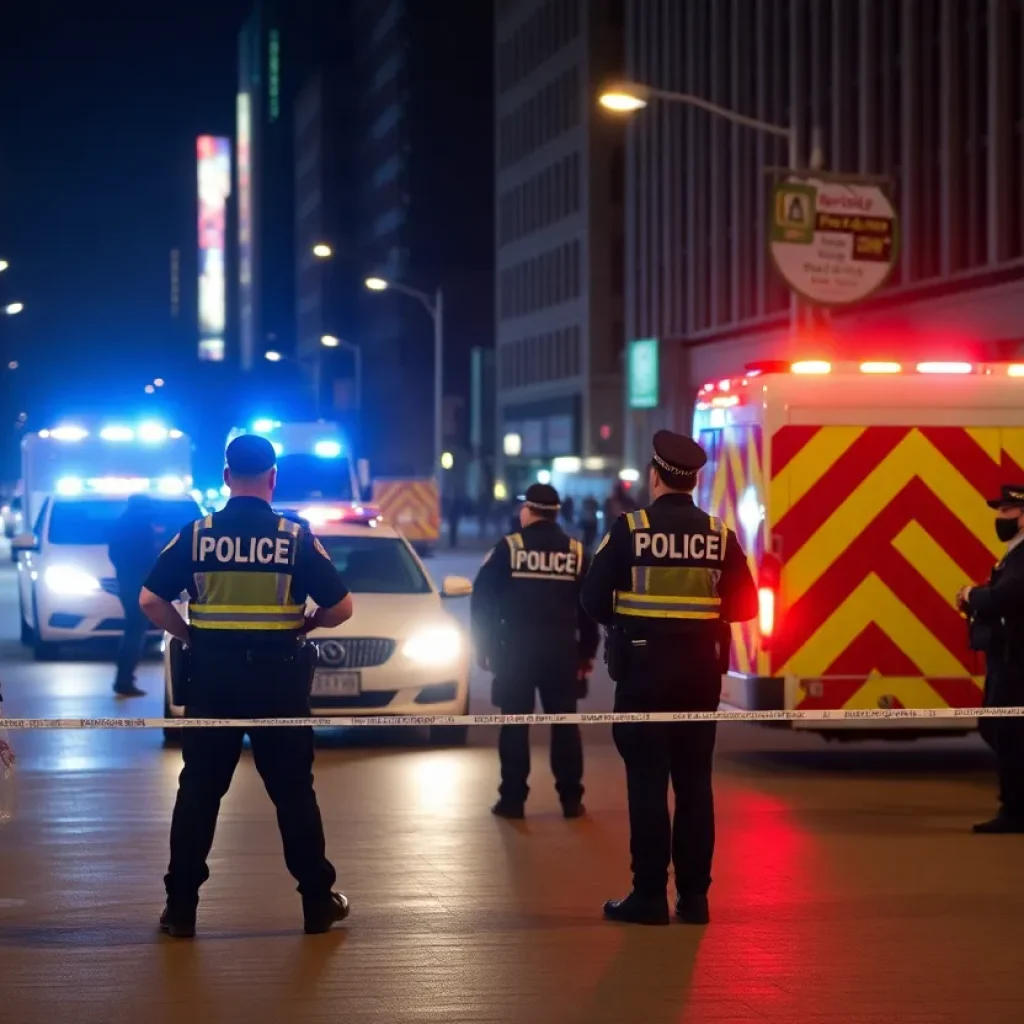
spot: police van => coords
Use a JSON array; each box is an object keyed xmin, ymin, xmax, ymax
[{"xmin": 692, "ymin": 358, "xmax": 1024, "ymax": 737}]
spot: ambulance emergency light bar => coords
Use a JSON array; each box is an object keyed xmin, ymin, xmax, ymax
[
  {"xmin": 283, "ymin": 504, "xmax": 381, "ymax": 528},
  {"xmin": 39, "ymin": 422, "xmax": 184, "ymax": 443},
  {"xmin": 696, "ymin": 360, "xmax": 1024, "ymax": 409},
  {"xmin": 55, "ymin": 475, "xmax": 191, "ymax": 497}
]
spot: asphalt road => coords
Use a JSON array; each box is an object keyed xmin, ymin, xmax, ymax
[{"xmin": 2, "ymin": 547, "xmax": 1023, "ymax": 1023}]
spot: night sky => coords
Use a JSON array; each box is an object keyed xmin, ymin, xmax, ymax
[{"xmin": 0, "ymin": 0, "xmax": 250, "ymax": 433}]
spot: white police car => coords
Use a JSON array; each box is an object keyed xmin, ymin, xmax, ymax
[
  {"xmin": 163, "ymin": 506, "xmax": 473, "ymax": 744},
  {"xmin": 15, "ymin": 491, "xmax": 202, "ymax": 659}
]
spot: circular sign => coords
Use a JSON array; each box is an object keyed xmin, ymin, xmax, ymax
[{"xmin": 768, "ymin": 177, "xmax": 900, "ymax": 306}]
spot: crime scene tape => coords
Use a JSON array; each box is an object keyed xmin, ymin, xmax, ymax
[{"xmin": 1, "ymin": 707, "xmax": 1024, "ymax": 729}]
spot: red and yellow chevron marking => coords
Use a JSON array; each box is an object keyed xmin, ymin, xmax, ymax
[
  {"xmin": 697, "ymin": 424, "xmax": 764, "ymax": 675},
  {"xmin": 373, "ymin": 479, "xmax": 440, "ymax": 542},
  {"xmin": 768, "ymin": 425, "xmax": 1024, "ymax": 710}
]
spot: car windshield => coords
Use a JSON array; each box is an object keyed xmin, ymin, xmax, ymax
[
  {"xmin": 274, "ymin": 454, "xmax": 354, "ymax": 502},
  {"xmin": 47, "ymin": 499, "xmax": 202, "ymax": 545},
  {"xmin": 317, "ymin": 534, "xmax": 430, "ymax": 594}
]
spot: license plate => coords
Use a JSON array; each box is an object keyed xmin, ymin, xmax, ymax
[{"xmin": 312, "ymin": 671, "xmax": 361, "ymax": 696}]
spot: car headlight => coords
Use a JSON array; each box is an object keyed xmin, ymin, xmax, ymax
[
  {"xmin": 43, "ymin": 565, "xmax": 101, "ymax": 596},
  {"xmin": 401, "ymin": 626, "xmax": 463, "ymax": 666}
]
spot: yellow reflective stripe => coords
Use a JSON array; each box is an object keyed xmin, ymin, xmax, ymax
[
  {"xmin": 616, "ymin": 591, "xmax": 721, "ymax": 606},
  {"xmin": 625, "ymin": 512, "xmax": 637, "ymax": 531},
  {"xmin": 192, "ymin": 520, "xmax": 200, "ymax": 560},
  {"xmin": 506, "ymin": 533, "xmax": 523, "ymax": 567},
  {"xmin": 633, "ymin": 565, "xmax": 720, "ymax": 598},
  {"xmin": 572, "ymin": 539, "xmax": 583, "ymax": 571},
  {"xmin": 720, "ymin": 520, "xmax": 728, "ymax": 559},
  {"xmin": 190, "ymin": 603, "xmax": 304, "ymax": 613},
  {"xmin": 615, "ymin": 606, "xmax": 720, "ymax": 620},
  {"xmin": 637, "ymin": 508, "xmax": 650, "ymax": 529},
  {"xmin": 192, "ymin": 621, "xmax": 302, "ymax": 631},
  {"xmin": 203, "ymin": 515, "xmax": 214, "ymax": 528}
]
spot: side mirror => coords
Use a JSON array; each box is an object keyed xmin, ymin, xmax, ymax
[
  {"xmin": 441, "ymin": 575, "xmax": 473, "ymax": 598},
  {"xmin": 11, "ymin": 533, "xmax": 38, "ymax": 552}
]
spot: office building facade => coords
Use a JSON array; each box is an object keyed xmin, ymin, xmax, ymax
[
  {"xmin": 494, "ymin": 0, "xmax": 626, "ymax": 499},
  {"xmin": 623, "ymin": 0, "xmax": 1024, "ymax": 466},
  {"xmin": 348, "ymin": 0, "xmax": 493, "ymax": 482}
]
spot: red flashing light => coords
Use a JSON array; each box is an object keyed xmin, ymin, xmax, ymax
[
  {"xmin": 791, "ymin": 360, "xmax": 831, "ymax": 375},
  {"xmin": 1007, "ymin": 365, "xmax": 1024, "ymax": 378},
  {"xmin": 718, "ymin": 379, "xmax": 732, "ymax": 392},
  {"xmin": 916, "ymin": 361, "xmax": 972, "ymax": 374},
  {"xmin": 860, "ymin": 361, "xmax": 902, "ymax": 374},
  {"xmin": 758, "ymin": 588, "xmax": 776, "ymax": 638}
]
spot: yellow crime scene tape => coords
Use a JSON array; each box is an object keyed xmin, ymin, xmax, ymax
[{"xmin": 1, "ymin": 707, "xmax": 1024, "ymax": 729}]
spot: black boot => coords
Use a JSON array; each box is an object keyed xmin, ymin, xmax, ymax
[
  {"xmin": 675, "ymin": 893, "xmax": 710, "ymax": 924},
  {"xmin": 159, "ymin": 902, "xmax": 197, "ymax": 939},
  {"xmin": 972, "ymin": 814, "xmax": 1024, "ymax": 834},
  {"xmin": 491, "ymin": 799, "xmax": 525, "ymax": 819},
  {"xmin": 603, "ymin": 891, "xmax": 670, "ymax": 925},
  {"xmin": 562, "ymin": 801, "xmax": 586, "ymax": 819},
  {"xmin": 303, "ymin": 891, "xmax": 350, "ymax": 935}
]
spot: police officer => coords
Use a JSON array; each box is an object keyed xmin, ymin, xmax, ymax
[
  {"xmin": 581, "ymin": 431, "xmax": 757, "ymax": 925},
  {"xmin": 957, "ymin": 484, "xmax": 1024, "ymax": 834},
  {"xmin": 139, "ymin": 434, "xmax": 354, "ymax": 937},
  {"xmin": 471, "ymin": 482, "xmax": 599, "ymax": 818}
]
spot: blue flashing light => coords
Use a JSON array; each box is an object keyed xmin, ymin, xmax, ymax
[
  {"xmin": 314, "ymin": 440, "xmax": 342, "ymax": 458},
  {"xmin": 138, "ymin": 421, "xmax": 168, "ymax": 443},
  {"xmin": 56, "ymin": 475, "xmax": 84, "ymax": 496},
  {"xmin": 100, "ymin": 426, "xmax": 135, "ymax": 442},
  {"xmin": 252, "ymin": 418, "xmax": 278, "ymax": 433},
  {"xmin": 205, "ymin": 488, "xmax": 220, "ymax": 500},
  {"xmin": 272, "ymin": 442, "xmax": 283, "ymax": 456}
]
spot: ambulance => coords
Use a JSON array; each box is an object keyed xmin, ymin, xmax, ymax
[{"xmin": 692, "ymin": 357, "xmax": 1024, "ymax": 737}]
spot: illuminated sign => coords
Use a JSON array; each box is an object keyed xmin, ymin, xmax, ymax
[
  {"xmin": 268, "ymin": 30, "xmax": 280, "ymax": 122},
  {"xmin": 197, "ymin": 135, "xmax": 231, "ymax": 362},
  {"xmin": 627, "ymin": 338, "xmax": 659, "ymax": 409},
  {"xmin": 236, "ymin": 92, "xmax": 253, "ymax": 370}
]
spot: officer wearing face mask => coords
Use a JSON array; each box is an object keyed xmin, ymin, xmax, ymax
[{"xmin": 957, "ymin": 484, "xmax": 1024, "ymax": 834}]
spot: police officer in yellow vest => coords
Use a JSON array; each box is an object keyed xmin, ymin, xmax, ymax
[
  {"xmin": 581, "ymin": 431, "xmax": 757, "ymax": 925},
  {"xmin": 139, "ymin": 434, "xmax": 354, "ymax": 938},
  {"xmin": 471, "ymin": 483, "xmax": 599, "ymax": 818}
]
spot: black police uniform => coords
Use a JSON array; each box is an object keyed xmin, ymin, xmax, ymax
[
  {"xmin": 580, "ymin": 431, "xmax": 757, "ymax": 925},
  {"xmin": 471, "ymin": 483, "xmax": 599, "ymax": 817},
  {"xmin": 143, "ymin": 435, "xmax": 350, "ymax": 933},
  {"xmin": 964, "ymin": 484, "xmax": 1024, "ymax": 833}
]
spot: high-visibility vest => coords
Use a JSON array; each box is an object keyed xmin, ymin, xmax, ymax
[
  {"xmin": 187, "ymin": 514, "xmax": 306, "ymax": 631},
  {"xmin": 612, "ymin": 507, "xmax": 728, "ymax": 621}
]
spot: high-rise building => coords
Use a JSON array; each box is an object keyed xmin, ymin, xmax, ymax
[
  {"xmin": 493, "ymin": 0, "xmax": 626, "ymax": 500},
  {"xmin": 237, "ymin": 0, "xmax": 312, "ymax": 372},
  {"xmin": 342, "ymin": 0, "xmax": 494, "ymax": 481},
  {"xmin": 623, "ymin": 0, "xmax": 1024, "ymax": 467}
]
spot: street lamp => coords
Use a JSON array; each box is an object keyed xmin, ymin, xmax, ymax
[
  {"xmin": 312, "ymin": 244, "xmax": 332, "ymax": 259},
  {"xmin": 0, "ymin": 260, "xmax": 8, "ymax": 273},
  {"xmin": 265, "ymin": 350, "xmax": 283, "ymax": 362},
  {"xmin": 320, "ymin": 334, "xmax": 340, "ymax": 348},
  {"xmin": 4, "ymin": 302, "xmax": 24, "ymax": 316},
  {"xmin": 363, "ymin": 276, "xmax": 444, "ymax": 475}
]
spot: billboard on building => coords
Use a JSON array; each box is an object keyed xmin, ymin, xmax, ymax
[
  {"xmin": 197, "ymin": 135, "xmax": 231, "ymax": 362},
  {"xmin": 236, "ymin": 91, "xmax": 254, "ymax": 370}
]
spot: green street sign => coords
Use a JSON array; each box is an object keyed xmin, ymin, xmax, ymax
[{"xmin": 628, "ymin": 338, "xmax": 659, "ymax": 409}]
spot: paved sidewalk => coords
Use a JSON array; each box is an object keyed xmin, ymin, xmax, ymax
[{"xmin": 1, "ymin": 730, "xmax": 1021, "ymax": 1023}]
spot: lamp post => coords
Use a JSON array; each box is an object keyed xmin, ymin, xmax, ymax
[
  {"xmin": 3, "ymin": 302, "xmax": 24, "ymax": 316},
  {"xmin": 599, "ymin": 81, "xmax": 824, "ymax": 332},
  {"xmin": 265, "ymin": 335, "xmax": 360, "ymax": 419},
  {"xmin": 364, "ymin": 276, "xmax": 444, "ymax": 476}
]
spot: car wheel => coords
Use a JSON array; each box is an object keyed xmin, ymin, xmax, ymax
[
  {"xmin": 428, "ymin": 723, "xmax": 468, "ymax": 745},
  {"xmin": 19, "ymin": 593, "xmax": 34, "ymax": 646}
]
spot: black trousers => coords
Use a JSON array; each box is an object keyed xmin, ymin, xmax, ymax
[
  {"xmin": 115, "ymin": 585, "xmax": 148, "ymax": 688},
  {"xmin": 612, "ymin": 720, "xmax": 717, "ymax": 898},
  {"xmin": 165, "ymin": 650, "xmax": 336, "ymax": 905},
  {"xmin": 979, "ymin": 668, "xmax": 1024, "ymax": 819},
  {"xmin": 496, "ymin": 674, "xmax": 582, "ymax": 806}
]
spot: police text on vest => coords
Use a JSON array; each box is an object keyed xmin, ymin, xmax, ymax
[
  {"xmin": 634, "ymin": 532, "xmax": 721, "ymax": 560},
  {"xmin": 513, "ymin": 549, "xmax": 578, "ymax": 575},
  {"xmin": 197, "ymin": 535, "xmax": 292, "ymax": 565}
]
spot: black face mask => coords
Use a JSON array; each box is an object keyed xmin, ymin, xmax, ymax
[{"xmin": 995, "ymin": 516, "xmax": 1020, "ymax": 543}]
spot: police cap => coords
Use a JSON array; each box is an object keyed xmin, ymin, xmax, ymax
[
  {"xmin": 986, "ymin": 484, "xmax": 1024, "ymax": 510},
  {"xmin": 523, "ymin": 482, "xmax": 561, "ymax": 512},
  {"xmin": 225, "ymin": 434, "xmax": 277, "ymax": 476},
  {"xmin": 651, "ymin": 429, "xmax": 707, "ymax": 483}
]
